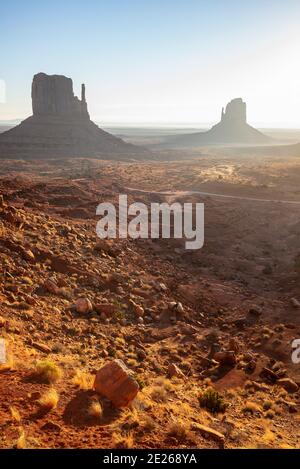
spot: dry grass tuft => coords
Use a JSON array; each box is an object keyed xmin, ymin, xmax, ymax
[
  {"xmin": 10, "ymin": 406, "xmax": 21, "ymax": 422},
  {"xmin": 242, "ymin": 401, "xmax": 261, "ymax": 415},
  {"xmin": 153, "ymin": 377, "xmax": 174, "ymax": 391},
  {"xmin": 34, "ymin": 360, "xmax": 63, "ymax": 384},
  {"xmin": 262, "ymin": 400, "xmax": 273, "ymax": 411},
  {"xmin": 88, "ymin": 400, "xmax": 103, "ymax": 420},
  {"xmin": 119, "ymin": 408, "xmax": 140, "ymax": 431},
  {"xmin": 72, "ymin": 369, "xmax": 94, "ymax": 390},
  {"xmin": 150, "ymin": 385, "xmax": 168, "ymax": 402},
  {"xmin": 38, "ymin": 388, "xmax": 59, "ymax": 411},
  {"xmin": 167, "ymin": 419, "xmax": 190, "ymax": 441},
  {"xmin": 265, "ymin": 409, "xmax": 275, "ymax": 419},
  {"xmin": 112, "ymin": 431, "xmax": 134, "ymax": 449},
  {"xmin": 16, "ymin": 427, "xmax": 26, "ymax": 449}
]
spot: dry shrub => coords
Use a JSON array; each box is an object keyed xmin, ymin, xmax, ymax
[
  {"xmin": 38, "ymin": 388, "xmax": 59, "ymax": 411},
  {"xmin": 167, "ymin": 419, "xmax": 190, "ymax": 441},
  {"xmin": 16, "ymin": 427, "xmax": 26, "ymax": 449},
  {"xmin": 112, "ymin": 431, "xmax": 134, "ymax": 448},
  {"xmin": 242, "ymin": 401, "xmax": 261, "ymax": 415},
  {"xmin": 119, "ymin": 408, "xmax": 140, "ymax": 431},
  {"xmin": 72, "ymin": 369, "xmax": 94, "ymax": 390},
  {"xmin": 10, "ymin": 406, "xmax": 21, "ymax": 422},
  {"xmin": 34, "ymin": 360, "xmax": 62, "ymax": 384},
  {"xmin": 150, "ymin": 385, "xmax": 168, "ymax": 402},
  {"xmin": 88, "ymin": 400, "xmax": 103, "ymax": 419}
]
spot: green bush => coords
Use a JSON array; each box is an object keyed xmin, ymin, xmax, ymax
[{"xmin": 198, "ymin": 387, "xmax": 227, "ymax": 413}]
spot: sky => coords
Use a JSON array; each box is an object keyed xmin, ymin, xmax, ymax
[{"xmin": 1, "ymin": 0, "xmax": 300, "ymax": 127}]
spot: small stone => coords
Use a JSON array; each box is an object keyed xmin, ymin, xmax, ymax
[
  {"xmin": 75, "ymin": 298, "xmax": 93, "ymax": 314},
  {"xmin": 44, "ymin": 278, "xmax": 59, "ymax": 295},
  {"xmin": 41, "ymin": 421, "xmax": 61, "ymax": 432},
  {"xmin": 134, "ymin": 304, "xmax": 144, "ymax": 318}
]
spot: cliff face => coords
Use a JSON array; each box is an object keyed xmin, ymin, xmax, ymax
[
  {"xmin": 31, "ymin": 73, "xmax": 89, "ymax": 118},
  {"xmin": 0, "ymin": 73, "xmax": 144, "ymax": 159}
]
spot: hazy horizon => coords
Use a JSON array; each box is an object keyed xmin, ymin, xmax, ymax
[{"xmin": 1, "ymin": 0, "xmax": 300, "ymax": 127}]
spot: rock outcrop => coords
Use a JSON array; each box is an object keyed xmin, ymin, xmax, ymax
[
  {"xmin": 162, "ymin": 98, "xmax": 272, "ymax": 148},
  {"xmin": 32, "ymin": 73, "xmax": 89, "ymax": 118},
  {"xmin": 0, "ymin": 73, "xmax": 145, "ymax": 159}
]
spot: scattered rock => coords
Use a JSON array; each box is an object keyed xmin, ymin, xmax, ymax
[
  {"xmin": 214, "ymin": 351, "xmax": 236, "ymax": 367},
  {"xmin": 41, "ymin": 421, "xmax": 61, "ymax": 432},
  {"xmin": 260, "ymin": 367, "xmax": 278, "ymax": 383},
  {"xmin": 278, "ymin": 378, "xmax": 299, "ymax": 393},
  {"xmin": 31, "ymin": 342, "xmax": 52, "ymax": 354},
  {"xmin": 75, "ymin": 298, "xmax": 93, "ymax": 314},
  {"xmin": 94, "ymin": 304, "xmax": 116, "ymax": 316},
  {"xmin": 167, "ymin": 363, "xmax": 186, "ymax": 379},
  {"xmin": 44, "ymin": 278, "xmax": 59, "ymax": 295},
  {"xmin": 192, "ymin": 423, "xmax": 225, "ymax": 447}
]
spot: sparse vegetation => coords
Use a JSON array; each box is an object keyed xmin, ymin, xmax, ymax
[
  {"xmin": 72, "ymin": 369, "xmax": 94, "ymax": 390},
  {"xmin": 10, "ymin": 406, "xmax": 21, "ymax": 422},
  {"xmin": 112, "ymin": 431, "xmax": 134, "ymax": 449},
  {"xmin": 265, "ymin": 409, "xmax": 275, "ymax": 419},
  {"xmin": 167, "ymin": 419, "xmax": 190, "ymax": 441},
  {"xmin": 38, "ymin": 388, "xmax": 59, "ymax": 411},
  {"xmin": 150, "ymin": 385, "xmax": 168, "ymax": 402},
  {"xmin": 16, "ymin": 427, "xmax": 26, "ymax": 449},
  {"xmin": 34, "ymin": 360, "xmax": 63, "ymax": 384},
  {"xmin": 199, "ymin": 388, "xmax": 227, "ymax": 413},
  {"xmin": 134, "ymin": 374, "xmax": 146, "ymax": 390},
  {"xmin": 263, "ymin": 400, "xmax": 273, "ymax": 410},
  {"xmin": 242, "ymin": 401, "xmax": 262, "ymax": 415},
  {"xmin": 88, "ymin": 400, "xmax": 103, "ymax": 420}
]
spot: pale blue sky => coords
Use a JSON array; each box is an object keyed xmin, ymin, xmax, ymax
[{"xmin": 1, "ymin": 0, "xmax": 300, "ymax": 126}]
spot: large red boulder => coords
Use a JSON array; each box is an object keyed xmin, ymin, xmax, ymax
[{"xmin": 94, "ymin": 359, "xmax": 139, "ymax": 408}]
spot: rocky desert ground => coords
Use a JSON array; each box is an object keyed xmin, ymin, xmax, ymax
[{"xmin": 0, "ymin": 150, "xmax": 300, "ymax": 449}]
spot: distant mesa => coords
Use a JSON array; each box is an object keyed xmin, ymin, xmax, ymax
[
  {"xmin": 163, "ymin": 98, "xmax": 272, "ymax": 148},
  {"xmin": 0, "ymin": 73, "xmax": 144, "ymax": 159}
]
